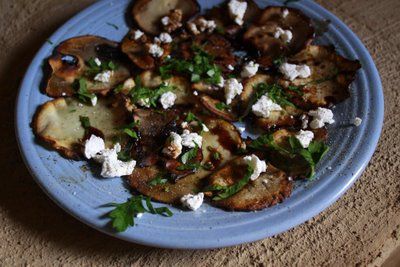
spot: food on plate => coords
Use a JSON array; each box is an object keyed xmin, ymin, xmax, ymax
[{"xmin": 31, "ymin": 0, "xmax": 361, "ymax": 231}]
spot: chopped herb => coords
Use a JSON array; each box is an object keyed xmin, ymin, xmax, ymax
[
  {"xmin": 287, "ymin": 85, "xmax": 303, "ymax": 95},
  {"xmin": 148, "ymin": 176, "xmax": 169, "ymax": 187},
  {"xmin": 79, "ymin": 116, "xmax": 91, "ymax": 129},
  {"xmin": 74, "ymin": 78, "xmax": 96, "ymax": 104},
  {"xmin": 130, "ymin": 77, "xmax": 174, "ymax": 108},
  {"xmin": 119, "ymin": 121, "xmax": 140, "ymax": 139},
  {"xmin": 204, "ymin": 166, "xmax": 254, "ymax": 200},
  {"xmin": 180, "ymin": 143, "xmax": 199, "ymax": 164},
  {"xmin": 248, "ymin": 133, "xmax": 290, "ymax": 154},
  {"xmin": 215, "ymin": 26, "xmax": 225, "ymax": 34},
  {"xmin": 86, "ymin": 57, "xmax": 117, "ymax": 76},
  {"xmin": 69, "ymin": 109, "xmax": 77, "ymax": 113},
  {"xmin": 117, "ymin": 140, "xmax": 134, "ymax": 161},
  {"xmin": 255, "ymin": 83, "xmax": 296, "ymax": 108},
  {"xmin": 159, "ymin": 47, "xmax": 222, "ymax": 85},
  {"xmin": 273, "ymin": 56, "xmax": 286, "ymax": 67},
  {"xmin": 106, "ymin": 22, "xmax": 119, "ymax": 30},
  {"xmin": 215, "ymin": 102, "xmax": 230, "ymax": 110},
  {"xmin": 212, "ymin": 151, "xmax": 221, "ymax": 160},
  {"xmin": 123, "ymin": 128, "xmax": 138, "ymax": 139},
  {"xmin": 106, "ymin": 195, "xmax": 173, "ymax": 232},
  {"xmin": 114, "ymin": 84, "xmax": 124, "ymax": 94},
  {"xmin": 202, "ymin": 162, "xmax": 214, "ymax": 170},
  {"xmin": 176, "ymin": 162, "xmax": 201, "ymax": 171},
  {"xmin": 185, "ymin": 112, "xmax": 198, "ymax": 122}
]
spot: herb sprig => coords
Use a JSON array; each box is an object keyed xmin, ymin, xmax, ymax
[
  {"xmin": 107, "ymin": 195, "xmax": 173, "ymax": 232},
  {"xmin": 130, "ymin": 77, "xmax": 174, "ymax": 108},
  {"xmin": 74, "ymin": 78, "xmax": 96, "ymax": 104},
  {"xmin": 255, "ymin": 83, "xmax": 296, "ymax": 108},
  {"xmin": 86, "ymin": 57, "xmax": 117, "ymax": 76}
]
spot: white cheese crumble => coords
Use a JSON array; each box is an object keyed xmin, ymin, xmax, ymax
[
  {"xmin": 193, "ymin": 91, "xmax": 199, "ymax": 96},
  {"xmin": 159, "ymin": 91, "xmax": 177, "ymax": 109},
  {"xmin": 84, "ymin": 135, "xmax": 105, "ymax": 159},
  {"xmin": 181, "ymin": 130, "xmax": 203, "ymax": 148},
  {"xmin": 181, "ymin": 121, "xmax": 189, "ymax": 128},
  {"xmin": 158, "ymin": 32, "xmax": 172, "ymax": 43},
  {"xmin": 90, "ymin": 96, "xmax": 97, "ymax": 106},
  {"xmin": 241, "ymin": 61, "xmax": 259, "ymax": 78},
  {"xmin": 227, "ymin": 64, "xmax": 235, "ymax": 71},
  {"xmin": 217, "ymin": 76, "xmax": 225, "ymax": 88},
  {"xmin": 136, "ymin": 213, "xmax": 144, "ymax": 218},
  {"xmin": 180, "ymin": 193, "xmax": 204, "ymax": 211},
  {"xmin": 236, "ymin": 126, "xmax": 246, "ymax": 133},
  {"xmin": 243, "ymin": 154, "xmax": 267, "ymax": 181},
  {"xmin": 123, "ymin": 78, "xmax": 135, "ymax": 90},
  {"xmin": 262, "ymin": 179, "xmax": 269, "ymax": 186},
  {"xmin": 161, "ymin": 16, "xmax": 170, "ymax": 26},
  {"xmin": 137, "ymin": 98, "xmax": 151, "ymax": 108},
  {"xmin": 308, "ymin": 107, "xmax": 335, "ymax": 129},
  {"xmin": 187, "ymin": 22, "xmax": 200, "ymax": 35},
  {"xmin": 224, "ymin": 78, "xmax": 243, "ymax": 104},
  {"xmin": 279, "ymin": 63, "xmax": 311, "ymax": 81},
  {"xmin": 295, "ymin": 130, "xmax": 314, "ymax": 148},
  {"xmin": 228, "ymin": 0, "xmax": 248, "ymax": 26},
  {"xmin": 162, "ymin": 132, "xmax": 183, "ymax": 159},
  {"xmin": 353, "ymin": 117, "xmax": 362, "ymax": 127},
  {"xmin": 282, "ymin": 9, "xmax": 289, "ymax": 18},
  {"xmin": 251, "ymin": 94, "xmax": 283, "ymax": 118},
  {"xmin": 274, "ymin": 27, "xmax": 293, "ymax": 43},
  {"xmin": 94, "ymin": 70, "xmax": 113, "ymax": 83},
  {"xmin": 301, "ymin": 114, "xmax": 309, "ymax": 129},
  {"xmin": 133, "ymin": 29, "xmax": 144, "ymax": 40},
  {"xmin": 148, "ymin": 43, "xmax": 164, "ymax": 58},
  {"xmin": 84, "ymin": 135, "xmax": 136, "ymax": 178},
  {"xmin": 188, "ymin": 19, "xmax": 216, "ymax": 35},
  {"xmin": 202, "ymin": 123, "xmax": 210, "ymax": 132},
  {"xmin": 94, "ymin": 57, "xmax": 101, "ymax": 66}
]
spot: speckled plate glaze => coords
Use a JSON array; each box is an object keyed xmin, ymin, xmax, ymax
[{"xmin": 15, "ymin": 0, "xmax": 383, "ymax": 249}]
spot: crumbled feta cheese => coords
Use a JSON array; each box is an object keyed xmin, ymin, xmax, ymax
[
  {"xmin": 262, "ymin": 179, "xmax": 269, "ymax": 186},
  {"xmin": 85, "ymin": 138, "xmax": 136, "ymax": 178},
  {"xmin": 158, "ymin": 32, "xmax": 172, "ymax": 43},
  {"xmin": 197, "ymin": 18, "xmax": 216, "ymax": 33},
  {"xmin": 274, "ymin": 27, "xmax": 293, "ymax": 43},
  {"xmin": 187, "ymin": 22, "xmax": 200, "ymax": 35},
  {"xmin": 78, "ymin": 103, "xmax": 84, "ymax": 107},
  {"xmin": 159, "ymin": 91, "xmax": 177, "ymax": 109},
  {"xmin": 162, "ymin": 132, "xmax": 183, "ymax": 159},
  {"xmin": 136, "ymin": 213, "xmax": 144, "ymax": 218},
  {"xmin": 137, "ymin": 98, "xmax": 151, "ymax": 108},
  {"xmin": 202, "ymin": 123, "xmax": 209, "ymax": 132},
  {"xmin": 228, "ymin": 0, "xmax": 248, "ymax": 26},
  {"xmin": 301, "ymin": 114, "xmax": 309, "ymax": 129},
  {"xmin": 241, "ymin": 61, "xmax": 259, "ymax": 78},
  {"xmin": 123, "ymin": 78, "xmax": 135, "ymax": 90},
  {"xmin": 94, "ymin": 57, "xmax": 102, "ymax": 66},
  {"xmin": 236, "ymin": 126, "xmax": 246, "ymax": 133},
  {"xmin": 161, "ymin": 16, "xmax": 170, "ymax": 26},
  {"xmin": 181, "ymin": 130, "xmax": 203, "ymax": 148},
  {"xmin": 279, "ymin": 63, "xmax": 311, "ymax": 81},
  {"xmin": 251, "ymin": 94, "xmax": 283, "ymax": 118},
  {"xmin": 94, "ymin": 70, "xmax": 113, "ymax": 83},
  {"xmin": 181, "ymin": 121, "xmax": 189, "ymax": 128},
  {"xmin": 243, "ymin": 154, "xmax": 267, "ymax": 181},
  {"xmin": 295, "ymin": 130, "xmax": 314, "ymax": 148},
  {"xmin": 282, "ymin": 9, "xmax": 289, "ymax": 18},
  {"xmin": 227, "ymin": 65, "xmax": 235, "ymax": 71},
  {"xmin": 308, "ymin": 107, "xmax": 335, "ymax": 129},
  {"xmin": 84, "ymin": 135, "xmax": 105, "ymax": 159},
  {"xmin": 148, "ymin": 43, "xmax": 164, "ymax": 57},
  {"xmin": 134, "ymin": 29, "xmax": 144, "ymax": 40},
  {"xmin": 193, "ymin": 91, "xmax": 199, "ymax": 96},
  {"xmin": 61, "ymin": 92, "xmax": 66, "ymax": 96},
  {"xmin": 180, "ymin": 193, "xmax": 204, "ymax": 211},
  {"xmin": 224, "ymin": 78, "xmax": 243, "ymax": 104},
  {"xmin": 91, "ymin": 96, "xmax": 97, "ymax": 106},
  {"xmin": 353, "ymin": 117, "xmax": 362, "ymax": 127}
]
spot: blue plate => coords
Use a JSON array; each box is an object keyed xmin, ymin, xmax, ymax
[{"xmin": 15, "ymin": 0, "xmax": 384, "ymax": 249}]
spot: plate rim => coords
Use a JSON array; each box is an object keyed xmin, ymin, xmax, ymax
[{"xmin": 15, "ymin": 0, "xmax": 384, "ymax": 249}]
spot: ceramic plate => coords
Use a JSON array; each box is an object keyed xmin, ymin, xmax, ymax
[{"xmin": 15, "ymin": 0, "xmax": 384, "ymax": 249}]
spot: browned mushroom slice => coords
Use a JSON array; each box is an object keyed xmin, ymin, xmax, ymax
[
  {"xmin": 243, "ymin": 7, "xmax": 314, "ymax": 65},
  {"xmin": 121, "ymin": 30, "xmax": 171, "ymax": 70},
  {"xmin": 282, "ymin": 45, "xmax": 361, "ymax": 108},
  {"xmin": 46, "ymin": 36, "xmax": 131, "ymax": 98},
  {"xmin": 206, "ymin": 157, "xmax": 292, "ymax": 211},
  {"xmin": 32, "ymin": 97, "xmax": 129, "ymax": 159},
  {"xmin": 128, "ymin": 118, "xmax": 245, "ymax": 204},
  {"xmin": 132, "ymin": 0, "xmax": 200, "ymax": 35},
  {"xmin": 200, "ymin": 95, "xmax": 238, "ymax": 122}
]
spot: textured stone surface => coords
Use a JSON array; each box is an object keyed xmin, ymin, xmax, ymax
[{"xmin": 1, "ymin": 0, "xmax": 399, "ymax": 266}]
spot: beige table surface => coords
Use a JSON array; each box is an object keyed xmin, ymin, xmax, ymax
[{"xmin": 1, "ymin": 0, "xmax": 399, "ymax": 266}]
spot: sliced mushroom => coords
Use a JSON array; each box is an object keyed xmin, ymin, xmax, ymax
[
  {"xmin": 200, "ymin": 95, "xmax": 238, "ymax": 122},
  {"xmin": 132, "ymin": 0, "xmax": 200, "ymax": 35},
  {"xmin": 128, "ymin": 118, "xmax": 245, "ymax": 204},
  {"xmin": 281, "ymin": 45, "xmax": 361, "ymax": 108},
  {"xmin": 46, "ymin": 36, "xmax": 131, "ymax": 98},
  {"xmin": 121, "ymin": 30, "xmax": 171, "ymax": 70},
  {"xmin": 206, "ymin": 157, "xmax": 292, "ymax": 211},
  {"xmin": 32, "ymin": 97, "xmax": 129, "ymax": 159},
  {"xmin": 243, "ymin": 7, "xmax": 314, "ymax": 66}
]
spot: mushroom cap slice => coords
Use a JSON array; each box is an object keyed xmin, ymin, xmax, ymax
[
  {"xmin": 32, "ymin": 97, "xmax": 129, "ymax": 159},
  {"xmin": 282, "ymin": 45, "xmax": 361, "ymax": 108},
  {"xmin": 132, "ymin": 0, "xmax": 200, "ymax": 35},
  {"xmin": 46, "ymin": 36, "xmax": 131, "ymax": 98},
  {"xmin": 243, "ymin": 7, "xmax": 314, "ymax": 65},
  {"xmin": 206, "ymin": 157, "xmax": 292, "ymax": 211},
  {"xmin": 128, "ymin": 118, "xmax": 245, "ymax": 204},
  {"xmin": 199, "ymin": 95, "xmax": 238, "ymax": 122}
]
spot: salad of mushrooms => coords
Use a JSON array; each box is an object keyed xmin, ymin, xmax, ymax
[{"xmin": 32, "ymin": 0, "xmax": 361, "ymax": 232}]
